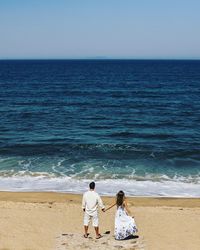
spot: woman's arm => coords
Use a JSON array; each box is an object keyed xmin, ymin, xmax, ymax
[
  {"xmin": 124, "ymin": 200, "xmax": 132, "ymax": 216},
  {"xmin": 104, "ymin": 202, "xmax": 116, "ymax": 212}
]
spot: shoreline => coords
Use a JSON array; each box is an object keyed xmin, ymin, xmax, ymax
[
  {"xmin": 0, "ymin": 191, "xmax": 200, "ymax": 207},
  {"xmin": 0, "ymin": 175, "xmax": 199, "ymax": 197}
]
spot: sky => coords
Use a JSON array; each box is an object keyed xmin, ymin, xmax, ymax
[{"xmin": 0, "ymin": 0, "xmax": 200, "ymax": 59}]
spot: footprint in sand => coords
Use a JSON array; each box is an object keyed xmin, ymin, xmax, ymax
[{"xmin": 56, "ymin": 233, "xmax": 146, "ymax": 250}]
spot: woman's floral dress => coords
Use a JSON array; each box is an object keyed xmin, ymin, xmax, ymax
[{"xmin": 114, "ymin": 205, "xmax": 138, "ymax": 240}]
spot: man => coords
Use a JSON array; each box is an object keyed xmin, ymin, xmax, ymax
[{"xmin": 82, "ymin": 181, "xmax": 105, "ymax": 239}]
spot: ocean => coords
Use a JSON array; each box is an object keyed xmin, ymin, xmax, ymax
[{"xmin": 0, "ymin": 59, "xmax": 200, "ymax": 197}]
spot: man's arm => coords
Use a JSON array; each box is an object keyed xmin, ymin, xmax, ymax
[
  {"xmin": 97, "ymin": 194, "xmax": 105, "ymax": 211},
  {"xmin": 82, "ymin": 194, "xmax": 86, "ymax": 211}
]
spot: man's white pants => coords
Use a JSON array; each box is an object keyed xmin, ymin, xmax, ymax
[{"xmin": 84, "ymin": 211, "xmax": 99, "ymax": 227}]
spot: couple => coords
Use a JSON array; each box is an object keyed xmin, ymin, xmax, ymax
[{"xmin": 82, "ymin": 182, "xmax": 138, "ymax": 240}]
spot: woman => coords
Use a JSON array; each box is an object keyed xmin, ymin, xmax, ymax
[{"xmin": 105, "ymin": 190, "xmax": 137, "ymax": 240}]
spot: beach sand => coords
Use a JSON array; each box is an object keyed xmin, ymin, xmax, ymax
[{"xmin": 0, "ymin": 192, "xmax": 199, "ymax": 250}]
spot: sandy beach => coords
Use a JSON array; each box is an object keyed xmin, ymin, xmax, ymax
[{"xmin": 0, "ymin": 192, "xmax": 199, "ymax": 250}]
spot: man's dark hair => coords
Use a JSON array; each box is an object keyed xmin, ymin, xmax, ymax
[{"xmin": 89, "ymin": 182, "xmax": 95, "ymax": 190}]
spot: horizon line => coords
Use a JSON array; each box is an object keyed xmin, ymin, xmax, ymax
[{"xmin": 0, "ymin": 58, "xmax": 200, "ymax": 61}]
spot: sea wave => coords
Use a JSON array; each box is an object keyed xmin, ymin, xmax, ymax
[
  {"xmin": 0, "ymin": 168, "xmax": 199, "ymax": 183},
  {"xmin": 0, "ymin": 171, "xmax": 199, "ymax": 197}
]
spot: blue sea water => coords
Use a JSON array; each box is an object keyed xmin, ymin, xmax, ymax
[{"xmin": 0, "ymin": 59, "xmax": 200, "ymax": 196}]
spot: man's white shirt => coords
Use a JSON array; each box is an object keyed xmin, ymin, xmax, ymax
[{"xmin": 82, "ymin": 190, "xmax": 105, "ymax": 216}]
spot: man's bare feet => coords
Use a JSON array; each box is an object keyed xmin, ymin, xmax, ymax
[
  {"xmin": 83, "ymin": 233, "xmax": 89, "ymax": 238},
  {"xmin": 96, "ymin": 234, "xmax": 102, "ymax": 239}
]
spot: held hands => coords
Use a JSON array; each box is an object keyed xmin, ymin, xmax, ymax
[{"xmin": 103, "ymin": 202, "xmax": 116, "ymax": 213}]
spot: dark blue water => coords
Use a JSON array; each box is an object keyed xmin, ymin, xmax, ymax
[{"xmin": 0, "ymin": 60, "xmax": 200, "ymax": 196}]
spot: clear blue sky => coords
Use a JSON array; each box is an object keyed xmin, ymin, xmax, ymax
[{"xmin": 0, "ymin": 0, "xmax": 200, "ymax": 59}]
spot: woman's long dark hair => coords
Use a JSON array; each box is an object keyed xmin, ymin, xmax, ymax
[{"xmin": 116, "ymin": 190, "xmax": 125, "ymax": 207}]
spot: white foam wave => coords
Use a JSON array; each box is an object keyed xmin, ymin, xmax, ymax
[{"xmin": 0, "ymin": 175, "xmax": 200, "ymax": 197}]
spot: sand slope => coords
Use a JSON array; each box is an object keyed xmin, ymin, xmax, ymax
[{"xmin": 0, "ymin": 192, "xmax": 199, "ymax": 250}]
